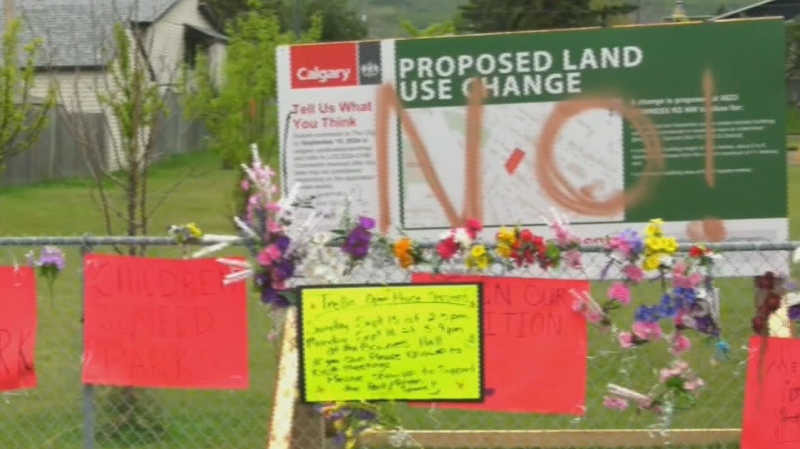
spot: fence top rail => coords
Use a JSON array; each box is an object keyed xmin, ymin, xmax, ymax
[{"xmin": 0, "ymin": 235, "xmax": 797, "ymax": 253}]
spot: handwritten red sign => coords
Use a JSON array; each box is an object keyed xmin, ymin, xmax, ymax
[
  {"xmin": 411, "ymin": 274, "xmax": 588, "ymax": 415},
  {"xmin": 0, "ymin": 267, "xmax": 37, "ymax": 392},
  {"xmin": 742, "ymin": 336, "xmax": 800, "ymax": 449},
  {"xmin": 82, "ymin": 255, "xmax": 249, "ymax": 389}
]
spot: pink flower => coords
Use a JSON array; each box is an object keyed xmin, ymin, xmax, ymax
[
  {"xmin": 465, "ymin": 218, "xmax": 483, "ymax": 239},
  {"xmin": 437, "ymin": 237, "xmax": 459, "ymax": 260},
  {"xmin": 607, "ymin": 282, "xmax": 631, "ymax": 305},
  {"xmin": 565, "ymin": 250, "xmax": 582, "ymax": 269},
  {"xmin": 267, "ymin": 219, "xmax": 283, "ymax": 233},
  {"xmin": 670, "ymin": 334, "xmax": 691, "ymax": 355},
  {"xmin": 618, "ymin": 332, "xmax": 634, "ymax": 348},
  {"xmin": 632, "ymin": 321, "xmax": 662, "ymax": 340},
  {"xmin": 603, "ymin": 397, "xmax": 629, "ymax": 410},
  {"xmin": 608, "ymin": 236, "xmax": 632, "ymax": 258},
  {"xmin": 240, "ymin": 179, "xmax": 250, "ymax": 191},
  {"xmin": 622, "ymin": 264, "xmax": 645, "ymax": 284},
  {"xmin": 659, "ymin": 368, "xmax": 681, "ymax": 383},
  {"xmin": 586, "ymin": 310, "xmax": 604, "ymax": 324},
  {"xmin": 673, "ymin": 262, "xmax": 702, "ymax": 288},
  {"xmin": 684, "ymin": 378, "xmax": 705, "ymax": 391},
  {"xmin": 673, "ymin": 361, "xmax": 689, "ymax": 372},
  {"xmin": 257, "ymin": 244, "xmax": 282, "ymax": 266}
]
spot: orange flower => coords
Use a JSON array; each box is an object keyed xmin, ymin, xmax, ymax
[{"xmin": 393, "ymin": 238, "xmax": 415, "ymax": 269}]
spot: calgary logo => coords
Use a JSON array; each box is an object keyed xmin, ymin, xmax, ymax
[
  {"xmin": 359, "ymin": 62, "xmax": 380, "ymax": 78},
  {"xmin": 295, "ymin": 66, "xmax": 351, "ymax": 84}
]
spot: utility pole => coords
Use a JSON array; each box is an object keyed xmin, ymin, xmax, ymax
[
  {"xmin": 293, "ymin": 0, "xmax": 301, "ymax": 36},
  {"xmin": 3, "ymin": 0, "xmax": 13, "ymax": 27}
]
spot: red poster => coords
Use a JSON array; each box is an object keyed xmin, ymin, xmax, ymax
[
  {"xmin": 412, "ymin": 274, "xmax": 588, "ymax": 415},
  {"xmin": 0, "ymin": 267, "xmax": 37, "ymax": 392},
  {"xmin": 82, "ymin": 255, "xmax": 249, "ymax": 389},
  {"xmin": 742, "ymin": 336, "xmax": 800, "ymax": 449}
]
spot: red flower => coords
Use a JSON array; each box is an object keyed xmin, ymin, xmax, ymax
[
  {"xmin": 765, "ymin": 293, "xmax": 782, "ymax": 312},
  {"xmin": 689, "ymin": 246, "xmax": 704, "ymax": 258},
  {"xmin": 755, "ymin": 272, "xmax": 776, "ymax": 290},
  {"xmin": 752, "ymin": 316, "xmax": 766, "ymax": 334},
  {"xmin": 465, "ymin": 218, "xmax": 483, "ymax": 239},
  {"xmin": 437, "ymin": 237, "xmax": 459, "ymax": 260}
]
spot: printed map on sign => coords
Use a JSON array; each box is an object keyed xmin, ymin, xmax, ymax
[{"xmin": 401, "ymin": 104, "xmax": 623, "ymax": 228}]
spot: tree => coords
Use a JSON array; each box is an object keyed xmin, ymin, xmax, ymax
[
  {"xmin": 0, "ymin": 19, "xmax": 56, "ymax": 176},
  {"xmin": 180, "ymin": 4, "xmax": 322, "ymax": 170},
  {"xmin": 456, "ymin": 0, "xmax": 637, "ymax": 33},
  {"xmin": 204, "ymin": 0, "xmax": 365, "ymax": 42},
  {"xmin": 786, "ymin": 22, "xmax": 800, "ymax": 83},
  {"xmin": 400, "ymin": 19, "xmax": 456, "ymax": 38},
  {"xmin": 45, "ymin": 6, "xmax": 207, "ymax": 439}
]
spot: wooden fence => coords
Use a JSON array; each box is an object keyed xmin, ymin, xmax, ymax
[{"xmin": 0, "ymin": 91, "xmax": 208, "ymax": 188}]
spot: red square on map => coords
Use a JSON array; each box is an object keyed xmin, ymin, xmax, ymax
[{"xmin": 290, "ymin": 43, "xmax": 358, "ymax": 89}]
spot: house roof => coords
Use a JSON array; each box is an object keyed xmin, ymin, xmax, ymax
[
  {"xmin": 713, "ymin": 0, "xmax": 800, "ymax": 21},
  {"xmin": 0, "ymin": 0, "xmax": 190, "ymax": 68}
]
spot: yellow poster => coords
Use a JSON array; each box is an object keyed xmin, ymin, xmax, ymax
[{"xmin": 298, "ymin": 283, "xmax": 484, "ymax": 402}]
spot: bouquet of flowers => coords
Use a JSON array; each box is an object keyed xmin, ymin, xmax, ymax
[
  {"xmin": 573, "ymin": 219, "xmax": 720, "ymax": 426},
  {"xmin": 389, "ymin": 210, "xmax": 584, "ymax": 274},
  {"xmin": 27, "ymin": 246, "xmax": 65, "ymax": 298}
]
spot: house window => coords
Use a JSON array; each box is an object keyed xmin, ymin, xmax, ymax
[{"xmin": 184, "ymin": 26, "xmax": 212, "ymax": 69}]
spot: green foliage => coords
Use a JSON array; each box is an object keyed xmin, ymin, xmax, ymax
[
  {"xmin": 787, "ymin": 22, "xmax": 800, "ymax": 82},
  {"xmin": 400, "ymin": 19, "xmax": 456, "ymax": 38},
  {"xmin": 180, "ymin": 5, "xmax": 322, "ymax": 170},
  {"xmin": 0, "ymin": 19, "xmax": 56, "ymax": 175},
  {"xmin": 456, "ymin": 0, "xmax": 637, "ymax": 33},
  {"xmin": 204, "ymin": 0, "xmax": 366, "ymax": 42},
  {"xmin": 100, "ymin": 24, "xmax": 166, "ymax": 164}
]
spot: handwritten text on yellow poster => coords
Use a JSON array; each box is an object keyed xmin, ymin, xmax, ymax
[{"xmin": 299, "ymin": 284, "xmax": 483, "ymax": 402}]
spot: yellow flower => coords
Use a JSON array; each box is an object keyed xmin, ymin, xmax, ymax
[
  {"xmin": 496, "ymin": 242, "xmax": 513, "ymax": 258},
  {"xmin": 471, "ymin": 245, "xmax": 487, "ymax": 258},
  {"xmin": 642, "ymin": 255, "xmax": 661, "ymax": 271},
  {"xmin": 466, "ymin": 245, "xmax": 491, "ymax": 271},
  {"xmin": 662, "ymin": 237, "xmax": 678, "ymax": 254},
  {"xmin": 186, "ymin": 222, "xmax": 203, "ymax": 238},
  {"xmin": 644, "ymin": 236, "xmax": 663, "ymax": 252},
  {"xmin": 496, "ymin": 227, "xmax": 516, "ymax": 245}
]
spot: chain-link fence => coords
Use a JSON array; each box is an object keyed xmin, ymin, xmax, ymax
[{"xmin": 0, "ymin": 236, "xmax": 794, "ymax": 449}]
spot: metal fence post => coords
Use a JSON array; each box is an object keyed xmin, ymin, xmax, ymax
[{"xmin": 80, "ymin": 236, "xmax": 95, "ymax": 449}]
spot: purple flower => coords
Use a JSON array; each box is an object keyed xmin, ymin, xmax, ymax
[
  {"xmin": 273, "ymin": 258, "xmax": 296, "ymax": 281},
  {"xmin": 38, "ymin": 246, "xmax": 65, "ymax": 271},
  {"xmin": 275, "ymin": 235, "xmax": 291, "ymax": 252},
  {"xmin": 358, "ymin": 216, "xmax": 376, "ymax": 230},
  {"xmin": 342, "ymin": 221, "xmax": 373, "ymax": 260},
  {"xmin": 790, "ymin": 305, "xmax": 800, "ymax": 321},
  {"xmin": 261, "ymin": 287, "xmax": 290, "ymax": 308}
]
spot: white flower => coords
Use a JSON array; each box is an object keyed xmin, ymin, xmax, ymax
[
  {"xmin": 452, "ymin": 228, "xmax": 472, "ymax": 247},
  {"xmin": 793, "ymin": 247, "xmax": 800, "ymax": 264},
  {"xmin": 659, "ymin": 255, "xmax": 674, "ymax": 268},
  {"xmin": 311, "ymin": 231, "xmax": 332, "ymax": 246},
  {"xmin": 439, "ymin": 230, "xmax": 453, "ymax": 240}
]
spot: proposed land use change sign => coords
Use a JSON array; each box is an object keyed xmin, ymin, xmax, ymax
[
  {"xmin": 277, "ymin": 19, "xmax": 788, "ymax": 277},
  {"xmin": 297, "ymin": 283, "xmax": 484, "ymax": 402}
]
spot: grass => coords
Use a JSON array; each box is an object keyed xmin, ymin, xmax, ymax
[{"xmin": 1, "ymin": 148, "xmax": 799, "ymax": 449}]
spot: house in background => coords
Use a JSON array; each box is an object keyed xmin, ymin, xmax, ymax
[{"xmin": 0, "ymin": 0, "xmax": 227, "ymax": 170}]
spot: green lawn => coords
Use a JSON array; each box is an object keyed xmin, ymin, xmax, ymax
[{"xmin": 0, "ymin": 150, "xmax": 798, "ymax": 449}]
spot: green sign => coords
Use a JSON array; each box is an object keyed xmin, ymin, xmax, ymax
[{"xmin": 394, "ymin": 19, "xmax": 786, "ymax": 223}]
